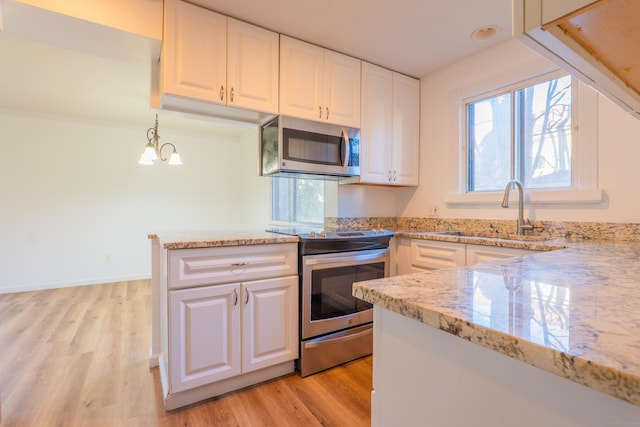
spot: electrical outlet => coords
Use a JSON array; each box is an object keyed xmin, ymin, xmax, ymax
[
  {"xmin": 104, "ymin": 255, "xmax": 112, "ymax": 263},
  {"xmin": 428, "ymin": 205, "xmax": 439, "ymax": 217}
]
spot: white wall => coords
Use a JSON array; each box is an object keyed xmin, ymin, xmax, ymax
[
  {"xmin": 0, "ymin": 111, "xmax": 270, "ymax": 293},
  {"xmin": 399, "ymin": 39, "xmax": 640, "ymax": 223}
]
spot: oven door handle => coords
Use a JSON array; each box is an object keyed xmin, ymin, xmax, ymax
[
  {"xmin": 304, "ymin": 251, "xmax": 387, "ymax": 266},
  {"xmin": 303, "ymin": 327, "xmax": 372, "ymax": 349}
]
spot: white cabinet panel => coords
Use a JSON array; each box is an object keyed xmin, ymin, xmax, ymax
[
  {"xmin": 159, "ymin": 0, "xmax": 279, "ymax": 119},
  {"xmin": 279, "ymin": 36, "xmax": 323, "ymax": 121},
  {"xmin": 323, "ymin": 50, "xmax": 361, "ymax": 127},
  {"xmin": 227, "ymin": 18, "xmax": 279, "ymax": 113},
  {"xmin": 411, "ymin": 239, "xmax": 466, "ymax": 270},
  {"xmin": 466, "ymin": 244, "xmax": 535, "ymax": 265},
  {"xmin": 169, "ymin": 283, "xmax": 241, "ymax": 392},
  {"xmin": 168, "ymin": 243, "xmax": 297, "ymax": 289},
  {"xmin": 392, "ymin": 73, "xmax": 420, "ymax": 186},
  {"xmin": 360, "ymin": 62, "xmax": 393, "ymax": 185},
  {"xmin": 162, "ymin": 0, "xmax": 226, "ymax": 103},
  {"xmin": 242, "ymin": 276, "xmax": 299, "ymax": 373},
  {"xmin": 360, "ymin": 62, "xmax": 419, "ymax": 186},
  {"xmin": 280, "ymin": 35, "xmax": 360, "ymax": 127}
]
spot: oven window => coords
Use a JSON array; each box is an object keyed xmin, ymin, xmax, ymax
[{"xmin": 310, "ymin": 262, "xmax": 384, "ymax": 321}]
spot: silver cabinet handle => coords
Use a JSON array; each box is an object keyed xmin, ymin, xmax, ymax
[
  {"xmin": 230, "ymin": 87, "xmax": 234, "ymax": 103},
  {"xmin": 387, "ymin": 170, "xmax": 392, "ymax": 181},
  {"xmin": 393, "ymin": 170, "xmax": 397, "ymax": 182},
  {"xmin": 232, "ymin": 288, "xmax": 238, "ymax": 306},
  {"xmin": 244, "ymin": 289, "xmax": 249, "ymax": 305},
  {"xmin": 230, "ymin": 262, "xmax": 249, "ymax": 267},
  {"xmin": 220, "ymin": 85, "xmax": 225, "ymax": 101}
]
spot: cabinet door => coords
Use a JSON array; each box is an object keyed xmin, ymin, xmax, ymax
[
  {"xmin": 411, "ymin": 240, "xmax": 466, "ymax": 270},
  {"xmin": 162, "ymin": 0, "xmax": 227, "ymax": 104},
  {"xmin": 466, "ymin": 244, "xmax": 535, "ymax": 265},
  {"xmin": 392, "ymin": 73, "xmax": 420, "ymax": 186},
  {"xmin": 227, "ymin": 18, "xmax": 279, "ymax": 114},
  {"xmin": 169, "ymin": 283, "xmax": 241, "ymax": 393},
  {"xmin": 279, "ymin": 36, "xmax": 323, "ymax": 121},
  {"xmin": 360, "ymin": 62, "xmax": 393, "ymax": 184},
  {"xmin": 242, "ymin": 276, "xmax": 299, "ymax": 373},
  {"xmin": 323, "ymin": 50, "xmax": 361, "ymax": 127}
]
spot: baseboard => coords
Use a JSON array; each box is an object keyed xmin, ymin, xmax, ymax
[{"xmin": 0, "ymin": 274, "xmax": 151, "ymax": 294}]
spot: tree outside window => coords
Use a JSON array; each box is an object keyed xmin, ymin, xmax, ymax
[
  {"xmin": 467, "ymin": 74, "xmax": 572, "ymax": 192},
  {"xmin": 272, "ymin": 177, "xmax": 324, "ymax": 225}
]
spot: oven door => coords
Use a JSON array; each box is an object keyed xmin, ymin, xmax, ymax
[{"xmin": 301, "ymin": 248, "xmax": 389, "ymax": 340}]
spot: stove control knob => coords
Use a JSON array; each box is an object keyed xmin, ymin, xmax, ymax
[
  {"xmin": 309, "ymin": 231, "xmax": 316, "ymax": 238},
  {"xmin": 319, "ymin": 230, "xmax": 326, "ymax": 238}
]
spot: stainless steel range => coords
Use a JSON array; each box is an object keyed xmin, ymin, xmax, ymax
[{"xmin": 268, "ymin": 227, "xmax": 393, "ymax": 376}]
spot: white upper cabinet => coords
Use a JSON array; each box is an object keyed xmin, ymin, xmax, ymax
[
  {"xmin": 360, "ymin": 62, "xmax": 420, "ymax": 186},
  {"xmin": 392, "ymin": 72, "xmax": 420, "ymax": 185},
  {"xmin": 159, "ymin": 0, "xmax": 279, "ymax": 121},
  {"xmin": 280, "ymin": 36, "xmax": 361, "ymax": 127},
  {"xmin": 162, "ymin": 0, "xmax": 226, "ymax": 104},
  {"xmin": 226, "ymin": 18, "xmax": 279, "ymax": 113},
  {"xmin": 360, "ymin": 63, "xmax": 393, "ymax": 184}
]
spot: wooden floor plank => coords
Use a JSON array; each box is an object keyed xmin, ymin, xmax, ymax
[{"xmin": 0, "ymin": 280, "xmax": 372, "ymax": 426}]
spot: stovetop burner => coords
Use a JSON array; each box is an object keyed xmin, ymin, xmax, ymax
[
  {"xmin": 267, "ymin": 227, "xmax": 393, "ymax": 240},
  {"xmin": 267, "ymin": 227, "xmax": 394, "ymax": 254}
]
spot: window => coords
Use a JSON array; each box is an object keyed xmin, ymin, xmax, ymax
[
  {"xmin": 466, "ymin": 73, "xmax": 573, "ymax": 192},
  {"xmin": 272, "ymin": 177, "xmax": 324, "ymax": 225}
]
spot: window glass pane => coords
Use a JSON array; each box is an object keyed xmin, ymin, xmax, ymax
[
  {"xmin": 520, "ymin": 76, "xmax": 572, "ymax": 189},
  {"xmin": 272, "ymin": 177, "xmax": 324, "ymax": 225},
  {"xmin": 295, "ymin": 179, "xmax": 324, "ymax": 223},
  {"xmin": 272, "ymin": 178, "xmax": 293, "ymax": 222},
  {"xmin": 467, "ymin": 94, "xmax": 511, "ymax": 192}
]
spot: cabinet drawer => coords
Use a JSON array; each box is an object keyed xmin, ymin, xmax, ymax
[
  {"xmin": 168, "ymin": 243, "xmax": 297, "ymax": 289},
  {"xmin": 410, "ymin": 240, "xmax": 466, "ymax": 270}
]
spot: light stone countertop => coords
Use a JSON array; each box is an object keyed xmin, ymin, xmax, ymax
[
  {"xmin": 149, "ymin": 230, "xmax": 299, "ymax": 249},
  {"xmin": 354, "ymin": 232, "xmax": 640, "ymax": 407}
]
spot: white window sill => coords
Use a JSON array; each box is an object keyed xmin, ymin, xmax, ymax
[{"xmin": 445, "ymin": 189, "xmax": 605, "ymax": 206}]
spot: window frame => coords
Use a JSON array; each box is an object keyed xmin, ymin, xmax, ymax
[{"xmin": 446, "ymin": 70, "xmax": 602, "ymax": 206}]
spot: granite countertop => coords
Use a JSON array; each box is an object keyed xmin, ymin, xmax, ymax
[
  {"xmin": 149, "ymin": 231, "xmax": 298, "ymax": 249},
  {"xmin": 353, "ymin": 234, "xmax": 640, "ymax": 407}
]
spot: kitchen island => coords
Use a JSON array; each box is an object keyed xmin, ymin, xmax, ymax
[
  {"xmin": 354, "ymin": 235, "xmax": 640, "ymax": 426},
  {"xmin": 149, "ymin": 231, "xmax": 300, "ymax": 409}
]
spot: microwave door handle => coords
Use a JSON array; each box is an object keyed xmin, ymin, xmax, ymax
[{"xmin": 341, "ymin": 128, "xmax": 350, "ymax": 168}]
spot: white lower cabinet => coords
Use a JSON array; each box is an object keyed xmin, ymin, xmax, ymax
[
  {"xmin": 159, "ymin": 243, "xmax": 298, "ymax": 409},
  {"xmin": 396, "ymin": 239, "xmax": 536, "ymax": 275},
  {"xmin": 242, "ymin": 276, "xmax": 299, "ymax": 373},
  {"xmin": 168, "ymin": 275, "xmax": 298, "ymax": 394},
  {"xmin": 169, "ymin": 283, "xmax": 240, "ymax": 392},
  {"xmin": 465, "ymin": 244, "xmax": 537, "ymax": 265}
]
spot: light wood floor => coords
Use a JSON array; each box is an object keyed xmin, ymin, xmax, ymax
[{"xmin": 0, "ymin": 280, "xmax": 372, "ymax": 427}]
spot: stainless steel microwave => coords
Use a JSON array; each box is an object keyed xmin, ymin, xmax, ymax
[{"xmin": 259, "ymin": 116, "xmax": 360, "ymax": 179}]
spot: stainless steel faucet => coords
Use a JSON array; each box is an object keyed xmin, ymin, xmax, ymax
[{"xmin": 501, "ymin": 179, "xmax": 533, "ymax": 235}]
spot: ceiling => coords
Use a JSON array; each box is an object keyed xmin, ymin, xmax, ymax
[
  {"xmin": 191, "ymin": 0, "xmax": 514, "ymax": 78},
  {"xmin": 0, "ymin": 0, "xmax": 514, "ymax": 133}
]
